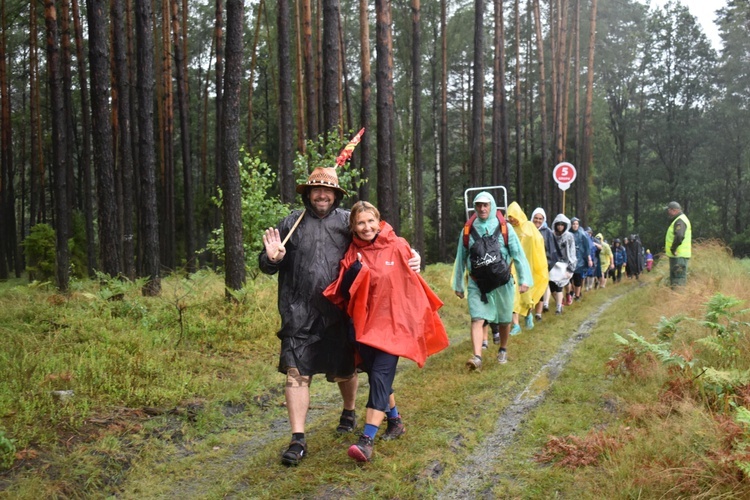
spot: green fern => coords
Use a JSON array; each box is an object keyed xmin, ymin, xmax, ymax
[
  {"xmin": 613, "ymin": 330, "xmax": 693, "ymax": 370},
  {"xmin": 655, "ymin": 314, "xmax": 686, "ymax": 341},
  {"xmin": 701, "ymin": 368, "xmax": 750, "ymax": 397},
  {"xmin": 701, "ymin": 293, "xmax": 750, "ymax": 337}
]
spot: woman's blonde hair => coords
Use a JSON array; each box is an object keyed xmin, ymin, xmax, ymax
[{"xmin": 349, "ymin": 201, "xmax": 380, "ymax": 232}]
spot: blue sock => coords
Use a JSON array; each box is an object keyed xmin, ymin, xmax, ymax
[
  {"xmin": 386, "ymin": 406, "xmax": 399, "ymax": 419},
  {"xmin": 364, "ymin": 423, "xmax": 379, "ymax": 439}
]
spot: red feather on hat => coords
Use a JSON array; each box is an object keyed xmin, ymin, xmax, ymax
[{"xmin": 335, "ymin": 128, "xmax": 365, "ymax": 167}]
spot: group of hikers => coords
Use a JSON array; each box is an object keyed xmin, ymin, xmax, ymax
[
  {"xmin": 258, "ymin": 135, "xmax": 690, "ymax": 467},
  {"xmin": 451, "ymin": 191, "xmax": 654, "ymax": 371}
]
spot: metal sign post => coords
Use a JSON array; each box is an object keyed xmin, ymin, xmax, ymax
[{"xmin": 463, "ymin": 185, "xmax": 509, "ymax": 219}]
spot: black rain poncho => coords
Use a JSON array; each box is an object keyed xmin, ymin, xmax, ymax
[{"xmin": 259, "ymin": 195, "xmax": 355, "ymax": 379}]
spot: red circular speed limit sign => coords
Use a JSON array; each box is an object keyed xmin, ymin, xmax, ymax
[{"xmin": 553, "ymin": 162, "xmax": 577, "ymax": 191}]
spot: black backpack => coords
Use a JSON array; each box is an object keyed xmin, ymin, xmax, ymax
[{"xmin": 467, "ymin": 224, "xmax": 512, "ymax": 303}]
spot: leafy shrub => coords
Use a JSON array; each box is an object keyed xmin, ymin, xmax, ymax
[
  {"xmin": 23, "ymin": 223, "xmax": 56, "ymax": 281},
  {"xmin": 203, "ymin": 149, "xmax": 289, "ymax": 271},
  {"xmin": 0, "ymin": 429, "xmax": 16, "ymax": 469}
]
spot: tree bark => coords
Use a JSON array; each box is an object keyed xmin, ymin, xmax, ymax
[
  {"xmin": 375, "ymin": 0, "xmax": 398, "ymax": 232},
  {"xmin": 170, "ymin": 0, "xmax": 196, "ymax": 272},
  {"xmin": 302, "ymin": 0, "xmax": 318, "ymax": 139},
  {"xmin": 492, "ymin": 0, "xmax": 509, "ymax": 192},
  {"xmin": 135, "ymin": 0, "xmax": 161, "ymax": 295},
  {"xmin": 581, "ymin": 0, "xmax": 597, "ymax": 224},
  {"xmin": 532, "ymin": 0, "xmax": 550, "ymax": 211},
  {"xmin": 438, "ymin": 0, "xmax": 449, "ymax": 260},
  {"xmin": 112, "ymin": 0, "xmax": 136, "ymax": 279},
  {"xmin": 411, "ymin": 0, "xmax": 424, "ymax": 261},
  {"xmin": 358, "ymin": 0, "xmax": 371, "ymax": 201},
  {"xmin": 247, "ymin": 0, "xmax": 264, "ymax": 151},
  {"xmin": 278, "ymin": 0, "xmax": 295, "ymax": 203},
  {"xmin": 87, "ymin": 0, "xmax": 121, "ymax": 276},
  {"xmin": 470, "ymin": 0, "xmax": 485, "ymax": 186},
  {"xmin": 514, "ymin": 0, "xmax": 523, "ymax": 205},
  {"xmin": 222, "ymin": 0, "xmax": 246, "ymax": 295},
  {"xmin": 45, "ymin": 0, "xmax": 70, "ymax": 291},
  {"xmin": 322, "ymin": 0, "xmax": 341, "ymax": 135},
  {"xmin": 71, "ymin": 0, "xmax": 95, "ymax": 275}
]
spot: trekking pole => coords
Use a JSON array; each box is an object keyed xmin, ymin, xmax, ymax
[{"xmin": 272, "ymin": 210, "xmax": 306, "ymax": 260}]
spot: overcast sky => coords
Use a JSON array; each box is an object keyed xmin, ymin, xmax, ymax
[{"xmin": 649, "ymin": 0, "xmax": 726, "ymax": 50}]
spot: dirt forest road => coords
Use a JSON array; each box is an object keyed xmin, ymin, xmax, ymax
[
  {"xmin": 114, "ymin": 281, "xmax": 641, "ymax": 499},
  {"xmin": 436, "ymin": 291, "xmax": 632, "ymax": 499}
]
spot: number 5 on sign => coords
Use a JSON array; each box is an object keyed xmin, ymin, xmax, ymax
[{"xmin": 553, "ymin": 162, "xmax": 577, "ymax": 191}]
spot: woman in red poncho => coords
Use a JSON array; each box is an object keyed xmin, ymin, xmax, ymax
[{"xmin": 324, "ymin": 201, "xmax": 449, "ymax": 463}]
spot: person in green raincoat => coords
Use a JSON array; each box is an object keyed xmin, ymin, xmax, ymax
[{"xmin": 451, "ymin": 192, "xmax": 532, "ymax": 368}]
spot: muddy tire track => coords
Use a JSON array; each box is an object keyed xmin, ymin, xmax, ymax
[{"xmin": 436, "ymin": 289, "xmax": 633, "ymax": 499}]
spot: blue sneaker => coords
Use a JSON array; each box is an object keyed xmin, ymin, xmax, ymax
[
  {"xmin": 525, "ymin": 314, "xmax": 535, "ymax": 330},
  {"xmin": 510, "ymin": 323, "xmax": 522, "ymax": 336}
]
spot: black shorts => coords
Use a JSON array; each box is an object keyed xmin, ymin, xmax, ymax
[
  {"xmin": 572, "ymin": 273, "xmax": 584, "ymax": 287},
  {"xmin": 549, "ymin": 281, "xmax": 563, "ymax": 293},
  {"xmin": 278, "ymin": 330, "xmax": 356, "ymax": 382}
]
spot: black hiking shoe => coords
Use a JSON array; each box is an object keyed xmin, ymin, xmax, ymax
[
  {"xmin": 348, "ymin": 434, "xmax": 374, "ymax": 462},
  {"xmin": 382, "ymin": 416, "xmax": 406, "ymax": 441},
  {"xmin": 336, "ymin": 410, "xmax": 357, "ymax": 434},
  {"xmin": 281, "ymin": 439, "xmax": 307, "ymax": 466}
]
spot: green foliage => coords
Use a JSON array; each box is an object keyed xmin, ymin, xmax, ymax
[
  {"xmin": 203, "ymin": 149, "xmax": 289, "ymax": 271},
  {"xmin": 22, "ymin": 224, "xmax": 56, "ymax": 281},
  {"xmin": 0, "ymin": 429, "xmax": 16, "ymax": 469},
  {"xmin": 655, "ymin": 314, "xmax": 686, "ymax": 341},
  {"xmin": 701, "ymin": 294, "xmax": 750, "ymax": 336},
  {"xmin": 292, "ymin": 129, "xmax": 366, "ymax": 203},
  {"xmin": 613, "ymin": 330, "xmax": 694, "ymax": 370}
]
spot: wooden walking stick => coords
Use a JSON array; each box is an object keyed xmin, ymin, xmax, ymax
[{"xmin": 272, "ymin": 210, "xmax": 306, "ymax": 260}]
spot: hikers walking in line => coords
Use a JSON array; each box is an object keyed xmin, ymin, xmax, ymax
[
  {"xmin": 507, "ymin": 202, "xmax": 549, "ymax": 334},
  {"xmin": 567, "ymin": 217, "xmax": 592, "ymax": 303},
  {"xmin": 531, "ymin": 208, "xmax": 557, "ymax": 317},
  {"xmin": 452, "ymin": 192, "xmax": 531, "ymax": 368},
  {"xmin": 612, "ymin": 238, "xmax": 627, "ymax": 283},
  {"xmin": 550, "ymin": 214, "xmax": 577, "ymax": 314}
]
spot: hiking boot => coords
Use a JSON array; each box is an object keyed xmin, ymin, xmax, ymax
[
  {"xmin": 534, "ymin": 313, "xmax": 542, "ymax": 322},
  {"xmin": 525, "ymin": 314, "xmax": 535, "ymax": 329},
  {"xmin": 336, "ymin": 410, "xmax": 357, "ymax": 434},
  {"xmin": 466, "ymin": 355, "xmax": 482, "ymax": 370},
  {"xmin": 497, "ymin": 349, "xmax": 508, "ymax": 364},
  {"xmin": 510, "ymin": 323, "xmax": 522, "ymax": 336},
  {"xmin": 555, "ymin": 309, "xmax": 562, "ymax": 315},
  {"xmin": 492, "ymin": 331, "xmax": 501, "ymax": 345},
  {"xmin": 348, "ymin": 434, "xmax": 374, "ymax": 462},
  {"xmin": 482, "ymin": 340, "xmax": 489, "ymax": 350},
  {"xmin": 542, "ymin": 303, "xmax": 549, "ymax": 312},
  {"xmin": 382, "ymin": 417, "xmax": 406, "ymax": 441},
  {"xmin": 281, "ymin": 439, "xmax": 307, "ymax": 466}
]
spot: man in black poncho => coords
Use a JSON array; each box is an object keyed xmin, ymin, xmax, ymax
[{"xmin": 260, "ymin": 165, "xmax": 420, "ymax": 466}]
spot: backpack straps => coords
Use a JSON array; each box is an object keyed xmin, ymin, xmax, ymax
[{"xmin": 463, "ymin": 209, "xmax": 508, "ymax": 248}]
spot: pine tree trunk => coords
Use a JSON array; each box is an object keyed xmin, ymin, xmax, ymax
[
  {"xmin": 222, "ymin": 0, "xmax": 246, "ymax": 295},
  {"xmin": 438, "ymin": 0, "xmax": 449, "ymax": 260},
  {"xmin": 322, "ymin": 0, "xmax": 341, "ymax": 135},
  {"xmin": 135, "ymin": 0, "xmax": 161, "ymax": 295},
  {"xmin": 112, "ymin": 0, "xmax": 136, "ymax": 279},
  {"xmin": 295, "ymin": 0, "xmax": 306, "ymax": 152},
  {"xmin": 581, "ymin": 0, "xmax": 597, "ymax": 224},
  {"xmin": 375, "ymin": 0, "xmax": 398, "ymax": 232},
  {"xmin": 29, "ymin": 0, "xmax": 39, "ymax": 228},
  {"xmin": 60, "ymin": 0, "xmax": 76, "ymax": 224},
  {"xmin": 358, "ymin": 0, "xmax": 371, "ymax": 201},
  {"xmin": 532, "ymin": 0, "xmax": 550, "ymax": 211},
  {"xmin": 170, "ymin": 0, "xmax": 195, "ymax": 272},
  {"xmin": 71, "ymin": 0, "xmax": 96, "ymax": 275},
  {"xmin": 160, "ymin": 0, "xmax": 175, "ymax": 272},
  {"xmin": 213, "ymin": 0, "xmax": 224, "ymax": 234},
  {"xmin": 87, "ymin": 0, "xmax": 121, "ymax": 277},
  {"xmin": 470, "ymin": 0, "xmax": 485, "ymax": 187},
  {"xmin": 278, "ymin": 0, "xmax": 295, "ymax": 203},
  {"xmin": 411, "ymin": 0, "xmax": 424, "ymax": 261},
  {"xmin": 514, "ymin": 0, "xmax": 523, "ymax": 205},
  {"xmin": 492, "ymin": 0, "xmax": 509, "ymax": 192},
  {"xmin": 246, "ymin": 0, "xmax": 264, "ymax": 150},
  {"xmin": 302, "ymin": 0, "xmax": 317, "ymax": 139},
  {"xmin": 45, "ymin": 0, "xmax": 70, "ymax": 291}
]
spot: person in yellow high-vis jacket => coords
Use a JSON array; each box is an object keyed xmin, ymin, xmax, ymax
[{"xmin": 664, "ymin": 201, "xmax": 691, "ymax": 287}]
